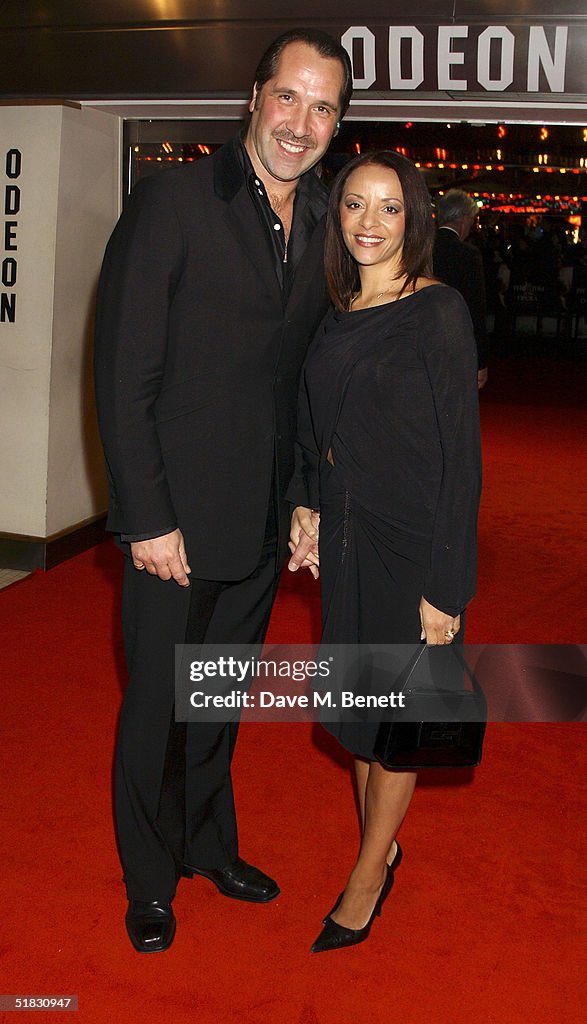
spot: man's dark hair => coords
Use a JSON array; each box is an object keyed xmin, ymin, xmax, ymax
[
  {"xmin": 325, "ymin": 151, "xmax": 435, "ymax": 312},
  {"xmin": 253, "ymin": 28, "xmax": 353, "ymax": 119}
]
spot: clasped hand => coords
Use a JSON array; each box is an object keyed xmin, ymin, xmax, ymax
[{"xmin": 288, "ymin": 506, "xmax": 320, "ymax": 579}]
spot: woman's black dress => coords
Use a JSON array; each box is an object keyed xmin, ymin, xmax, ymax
[{"xmin": 289, "ymin": 284, "xmax": 482, "ymax": 759}]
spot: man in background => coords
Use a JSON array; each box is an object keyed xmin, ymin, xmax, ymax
[
  {"xmin": 433, "ymin": 189, "xmax": 489, "ymax": 388},
  {"xmin": 95, "ymin": 29, "xmax": 352, "ymax": 953}
]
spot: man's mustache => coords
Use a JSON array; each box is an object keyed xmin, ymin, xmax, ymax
[{"xmin": 272, "ymin": 130, "xmax": 316, "ymax": 149}]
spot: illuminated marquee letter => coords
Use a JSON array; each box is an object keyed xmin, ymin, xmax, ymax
[
  {"xmin": 477, "ymin": 27, "xmax": 515, "ymax": 91},
  {"xmin": 527, "ymin": 26, "xmax": 568, "ymax": 92},
  {"xmin": 341, "ymin": 26, "xmax": 376, "ymax": 89},
  {"xmin": 437, "ymin": 25, "xmax": 468, "ymax": 90},
  {"xmin": 389, "ymin": 27, "xmax": 424, "ymax": 89}
]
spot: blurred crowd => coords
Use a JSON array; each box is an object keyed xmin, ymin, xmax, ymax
[{"xmin": 473, "ymin": 217, "xmax": 587, "ymax": 333}]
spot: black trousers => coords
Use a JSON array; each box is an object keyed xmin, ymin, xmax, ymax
[{"xmin": 115, "ymin": 520, "xmax": 280, "ymax": 902}]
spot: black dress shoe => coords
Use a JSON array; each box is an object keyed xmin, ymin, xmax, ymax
[
  {"xmin": 182, "ymin": 856, "xmax": 279, "ymax": 903},
  {"xmin": 311, "ymin": 866, "xmax": 395, "ymax": 954},
  {"xmin": 125, "ymin": 900, "xmax": 176, "ymax": 953}
]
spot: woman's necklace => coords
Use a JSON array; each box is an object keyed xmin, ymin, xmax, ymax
[{"xmin": 349, "ymin": 284, "xmax": 406, "ymax": 310}]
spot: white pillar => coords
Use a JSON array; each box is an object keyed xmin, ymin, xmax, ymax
[{"xmin": 0, "ymin": 104, "xmax": 120, "ymax": 551}]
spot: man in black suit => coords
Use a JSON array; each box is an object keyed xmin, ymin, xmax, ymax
[
  {"xmin": 433, "ymin": 189, "xmax": 489, "ymax": 389},
  {"xmin": 94, "ymin": 29, "xmax": 352, "ymax": 952}
]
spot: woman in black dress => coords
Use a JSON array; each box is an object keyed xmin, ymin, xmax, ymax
[{"xmin": 288, "ymin": 152, "xmax": 481, "ymax": 953}]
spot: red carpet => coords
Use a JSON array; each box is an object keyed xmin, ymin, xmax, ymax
[{"xmin": 1, "ymin": 356, "xmax": 585, "ymax": 1023}]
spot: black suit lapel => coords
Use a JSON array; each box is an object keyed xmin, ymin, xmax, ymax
[
  {"xmin": 286, "ymin": 177, "xmax": 328, "ymax": 309},
  {"xmin": 224, "ymin": 191, "xmax": 280, "ymax": 296},
  {"xmin": 289, "ymin": 188, "xmax": 320, "ymax": 263},
  {"xmin": 213, "ymin": 138, "xmax": 281, "ymax": 297}
]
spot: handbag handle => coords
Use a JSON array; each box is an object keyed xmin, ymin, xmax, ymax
[{"xmin": 399, "ymin": 643, "xmax": 487, "ymax": 715}]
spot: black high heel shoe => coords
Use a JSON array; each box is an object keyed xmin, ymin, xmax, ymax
[
  {"xmin": 321, "ymin": 841, "xmax": 403, "ymax": 925},
  {"xmin": 311, "ymin": 868, "xmax": 394, "ymax": 954}
]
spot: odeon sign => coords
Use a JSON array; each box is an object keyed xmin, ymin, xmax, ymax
[{"xmin": 341, "ymin": 25, "xmax": 569, "ymax": 93}]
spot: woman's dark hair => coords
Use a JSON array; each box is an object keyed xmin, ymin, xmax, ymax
[
  {"xmin": 253, "ymin": 29, "xmax": 353, "ymax": 119},
  {"xmin": 325, "ymin": 151, "xmax": 435, "ymax": 312}
]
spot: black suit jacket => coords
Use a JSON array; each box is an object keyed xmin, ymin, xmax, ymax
[
  {"xmin": 94, "ymin": 138, "xmax": 330, "ymax": 579},
  {"xmin": 433, "ymin": 227, "xmax": 488, "ymax": 370}
]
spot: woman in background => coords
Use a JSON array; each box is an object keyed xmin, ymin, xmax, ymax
[{"xmin": 288, "ymin": 151, "xmax": 482, "ymax": 953}]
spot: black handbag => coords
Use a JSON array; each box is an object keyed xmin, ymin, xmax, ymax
[{"xmin": 374, "ymin": 644, "xmax": 486, "ymax": 769}]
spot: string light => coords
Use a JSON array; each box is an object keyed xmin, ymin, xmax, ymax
[{"xmin": 133, "ymin": 124, "xmax": 587, "ymax": 225}]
